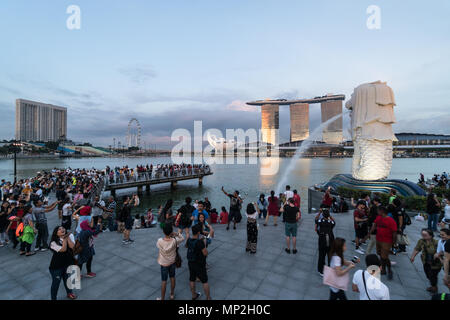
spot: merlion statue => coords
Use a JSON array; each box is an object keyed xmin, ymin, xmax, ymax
[{"xmin": 345, "ymin": 81, "xmax": 397, "ymax": 180}]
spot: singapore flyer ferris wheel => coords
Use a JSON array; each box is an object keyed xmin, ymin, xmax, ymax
[{"xmin": 127, "ymin": 118, "xmax": 141, "ymax": 148}]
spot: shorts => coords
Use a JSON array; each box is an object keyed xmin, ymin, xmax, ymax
[
  {"xmin": 125, "ymin": 217, "xmax": 133, "ymax": 230},
  {"xmin": 229, "ymin": 210, "xmax": 242, "ymax": 223},
  {"xmin": 188, "ymin": 262, "xmax": 208, "ymax": 283},
  {"xmin": 355, "ymin": 226, "xmax": 368, "ymax": 239},
  {"xmin": 57, "ymin": 203, "xmax": 64, "ymax": 210},
  {"xmin": 285, "ymin": 222, "xmax": 297, "ymax": 237},
  {"xmin": 376, "ymin": 241, "xmax": 392, "ymax": 260},
  {"xmin": 160, "ymin": 263, "xmax": 176, "ymax": 281},
  {"xmin": 179, "ymin": 221, "xmax": 192, "ymax": 230}
]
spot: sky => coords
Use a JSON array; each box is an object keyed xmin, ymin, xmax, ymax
[{"xmin": 0, "ymin": 0, "xmax": 449, "ymax": 148}]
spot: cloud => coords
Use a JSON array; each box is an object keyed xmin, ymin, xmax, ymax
[
  {"xmin": 118, "ymin": 65, "xmax": 157, "ymax": 84},
  {"xmin": 226, "ymin": 100, "xmax": 258, "ymax": 112}
]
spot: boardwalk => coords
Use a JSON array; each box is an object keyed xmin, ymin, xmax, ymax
[{"xmin": 104, "ymin": 168, "xmax": 213, "ymax": 196}]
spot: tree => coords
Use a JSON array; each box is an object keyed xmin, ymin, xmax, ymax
[{"xmin": 45, "ymin": 141, "xmax": 60, "ymax": 151}]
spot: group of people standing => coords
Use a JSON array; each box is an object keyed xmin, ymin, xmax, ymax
[{"xmin": 317, "ymin": 186, "xmax": 450, "ymax": 300}]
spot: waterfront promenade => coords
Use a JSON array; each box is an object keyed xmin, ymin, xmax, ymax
[{"xmin": 0, "ymin": 202, "xmax": 443, "ymax": 300}]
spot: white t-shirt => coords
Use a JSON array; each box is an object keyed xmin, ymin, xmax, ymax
[
  {"xmin": 284, "ymin": 190, "xmax": 294, "ymax": 200},
  {"xmin": 329, "ymin": 255, "xmax": 342, "ymax": 293},
  {"xmin": 437, "ymin": 239, "xmax": 446, "ymax": 255},
  {"xmin": 444, "ymin": 204, "xmax": 450, "ymax": 221},
  {"xmin": 352, "ymin": 270, "xmax": 390, "ymax": 300},
  {"xmin": 62, "ymin": 203, "xmax": 72, "ymax": 217}
]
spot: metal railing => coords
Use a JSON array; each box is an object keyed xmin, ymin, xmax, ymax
[{"xmin": 103, "ymin": 167, "xmax": 211, "ymax": 187}]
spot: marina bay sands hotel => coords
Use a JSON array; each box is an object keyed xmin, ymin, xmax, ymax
[{"xmin": 246, "ymin": 94, "xmax": 345, "ymax": 146}]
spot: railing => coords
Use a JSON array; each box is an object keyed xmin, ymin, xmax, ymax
[{"xmin": 103, "ymin": 167, "xmax": 211, "ymax": 187}]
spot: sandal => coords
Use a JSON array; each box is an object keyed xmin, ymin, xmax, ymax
[
  {"xmin": 170, "ymin": 294, "xmax": 175, "ymax": 300},
  {"xmin": 26, "ymin": 252, "xmax": 36, "ymax": 256}
]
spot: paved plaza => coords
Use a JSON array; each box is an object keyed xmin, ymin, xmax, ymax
[{"xmin": 0, "ymin": 204, "xmax": 446, "ymax": 300}]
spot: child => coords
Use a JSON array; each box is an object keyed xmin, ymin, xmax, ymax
[
  {"xmin": 133, "ymin": 214, "xmax": 141, "ymax": 229},
  {"xmin": 219, "ymin": 206, "xmax": 228, "ymax": 224},
  {"xmin": 146, "ymin": 208, "xmax": 157, "ymax": 227}
]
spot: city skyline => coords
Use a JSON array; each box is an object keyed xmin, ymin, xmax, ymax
[{"xmin": 0, "ymin": 0, "xmax": 449, "ymax": 147}]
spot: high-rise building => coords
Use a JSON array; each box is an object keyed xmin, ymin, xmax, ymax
[
  {"xmin": 321, "ymin": 100, "xmax": 343, "ymax": 144},
  {"xmin": 290, "ymin": 103, "xmax": 309, "ymax": 142},
  {"xmin": 15, "ymin": 99, "xmax": 67, "ymax": 142},
  {"xmin": 261, "ymin": 104, "xmax": 279, "ymax": 146}
]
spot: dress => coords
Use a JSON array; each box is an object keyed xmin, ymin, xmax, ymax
[{"xmin": 267, "ymin": 197, "xmax": 279, "ymax": 216}]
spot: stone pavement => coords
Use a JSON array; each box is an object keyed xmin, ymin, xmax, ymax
[{"xmin": 0, "ymin": 204, "xmax": 447, "ymax": 300}]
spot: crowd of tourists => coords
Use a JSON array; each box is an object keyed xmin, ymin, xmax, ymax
[
  {"xmin": 105, "ymin": 163, "xmax": 210, "ymax": 184},
  {"xmin": 318, "ymin": 187, "xmax": 450, "ymax": 300},
  {"xmin": 1, "ymin": 165, "xmax": 450, "ymax": 301},
  {"xmin": 419, "ymin": 172, "xmax": 450, "ymax": 189}
]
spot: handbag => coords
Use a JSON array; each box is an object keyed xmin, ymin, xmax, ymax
[
  {"xmin": 396, "ymin": 233, "xmax": 410, "ymax": 246},
  {"xmin": 322, "ymin": 265, "xmax": 349, "ymax": 291},
  {"xmin": 175, "ymin": 247, "xmax": 182, "ymax": 268}
]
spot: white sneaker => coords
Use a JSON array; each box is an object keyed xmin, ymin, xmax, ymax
[
  {"xmin": 390, "ymin": 261, "xmax": 397, "ymax": 266},
  {"xmin": 318, "ymin": 272, "xmax": 324, "ymax": 277},
  {"xmin": 356, "ymin": 248, "xmax": 365, "ymax": 255}
]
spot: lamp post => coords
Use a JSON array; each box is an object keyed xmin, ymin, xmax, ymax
[{"xmin": 12, "ymin": 141, "xmax": 22, "ymax": 183}]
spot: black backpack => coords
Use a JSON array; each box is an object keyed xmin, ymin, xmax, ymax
[
  {"xmin": 403, "ymin": 209, "xmax": 412, "ymax": 226},
  {"xmin": 186, "ymin": 239, "xmax": 199, "ymax": 262}
]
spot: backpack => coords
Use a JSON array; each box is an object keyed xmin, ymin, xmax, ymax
[
  {"xmin": 403, "ymin": 211, "xmax": 412, "ymax": 226},
  {"xmin": 16, "ymin": 222, "xmax": 24, "ymax": 237},
  {"xmin": 186, "ymin": 239, "xmax": 199, "ymax": 262}
]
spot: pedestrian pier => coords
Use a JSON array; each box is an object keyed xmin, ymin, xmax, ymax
[{"xmin": 103, "ymin": 169, "xmax": 213, "ymax": 197}]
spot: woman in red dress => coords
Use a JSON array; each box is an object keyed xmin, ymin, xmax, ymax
[{"xmin": 264, "ymin": 191, "xmax": 279, "ymax": 227}]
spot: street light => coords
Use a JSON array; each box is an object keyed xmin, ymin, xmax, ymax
[{"xmin": 12, "ymin": 140, "xmax": 23, "ymax": 183}]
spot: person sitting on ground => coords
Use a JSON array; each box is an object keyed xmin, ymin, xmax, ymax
[
  {"xmin": 209, "ymin": 208, "xmax": 218, "ymax": 224},
  {"xmin": 133, "ymin": 214, "xmax": 142, "ymax": 229},
  {"xmin": 219, "ymin": 206, "xmax": 228, "ymax": 224}
]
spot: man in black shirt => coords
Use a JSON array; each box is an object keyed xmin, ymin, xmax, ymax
[
  {"xmin": 221, "ymin": 187, "xmax": 243, "ymax": 231},
  {"xmin": 282, "ymin": 198, "xmax": 300, "ymax": 254},
  {"xmin": 177, "ymin": 197, "xmax": 195, "ymax": 247},
  {"xmin": 187, "ymin": 224, "xmax": 211, "ymax": 300},
  {"xmin": 315, "ymin": 209, "xmax": 335, "ymax": 275}
]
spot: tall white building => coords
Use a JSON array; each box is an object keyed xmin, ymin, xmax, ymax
[{"xmin": 15, "ymin": 99, "xmax": 67, "ymax": 142}]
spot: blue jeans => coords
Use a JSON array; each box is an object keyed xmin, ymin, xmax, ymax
[
  {"xmin": 428, "ymin": 213, "xmax": 439, "ymax": 231},
  {"xmin": 258, "ymin": 209, "xmax": 267, "ymax": 219},
  {"xmin": 49, "ymin": 268, "xmax": 72, "ymax": 300}
]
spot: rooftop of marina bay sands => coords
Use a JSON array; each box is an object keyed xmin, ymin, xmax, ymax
[{"xmin": 246, "ymin": 94, "xmax": 346, "ymax": 106}]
